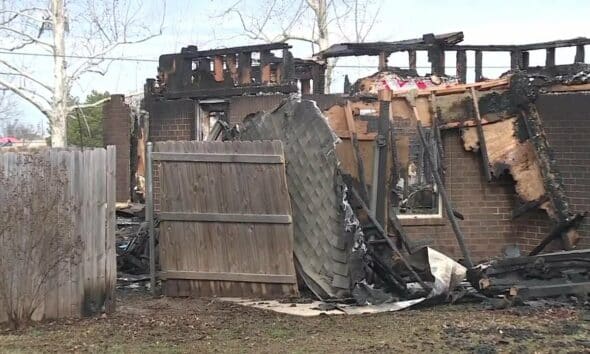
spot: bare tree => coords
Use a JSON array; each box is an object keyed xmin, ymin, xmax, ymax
[
  {"xmin": 0, "ymin": 90, "xmax": 18, "ymax": 126},
  {"xmin": 0, "ymin": 0, "xmax": 165, "ymax": 147},
  {"xmin": 1, "ymin": 119, "xmax": 42, "ymax": 140},
  {"xmin": 216, "ymin": 0, "xmax": 382, "ymax": 92},
  {"xmin": 0, "ymin": 152, "xmax": 81, "ymax": 329}
]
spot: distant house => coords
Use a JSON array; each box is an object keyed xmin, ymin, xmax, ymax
[
  {"xmin": 0, "ymin": 137, "xmax": 47, "ymax": 148},
  {"xmin": 0, "ymin": 137, "xmax": 20, "ymax": 147}
]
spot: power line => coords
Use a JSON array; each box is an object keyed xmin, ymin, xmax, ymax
[
  {"xmin": 0, "ymin": 50, "xmax": 158, "ymax": 63},
  {"xmin": 0, "ymin": 50, "xmax": 514, "ymax": 69}
]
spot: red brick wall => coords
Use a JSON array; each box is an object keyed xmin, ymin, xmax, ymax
[
  {"xmin": 147, "ymin": 99, "xmax": 197, "ymax": 212},
  {"xmin": 400, "ymin": 92, "xmax": 590, "ymax": 261},
  {"xmin": 531, "ymin": 92, "xmax": 590, "ymax": 250},
  {"xmin": 148, "ymin": 99, "xmax": 196, "ymax": 142},
  {"xmin": 400, "ymin": 127, "xmax": 521, "ymax": 262},
  {"xmin": 102, "ymin": 94, "xmax": 130, "ymax": 202}
]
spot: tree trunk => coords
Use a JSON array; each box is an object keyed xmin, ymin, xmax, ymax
[
  {"xmin": 315, "ymin": 0, "xmax": 331, "ymax": 93},
  {"xmin": 307, "ymin": 0, "xmax": 331, "ymax": 93},
  {"xmin": 51, "ymin": 0, "xmax": 68, "ymax": 147}
]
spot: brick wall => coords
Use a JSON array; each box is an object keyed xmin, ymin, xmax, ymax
[
  {"xmin": 148, "ymin": 99, "xmax": 196, "ymax": 142},
  {"xmin": 400, "ymin": 127, "xmax": 521, "ymax": 262},
  {"xmin": 400, "ymin": 91, "xmax": 590, "ymax": 261},
  {"xmin": 147, "ymin": 99, "xmax": 197, "ymax": 212},
  {"xmin": 532, "ymin": 92, "xmax": 590, "ymax": 250},
  {"xmin": 102, "ymin": 94, "xmax": 130, "ymax": 202},
  {"xmin": 144, "ymin": 92, "xmax": 589, "ymax": 258}
]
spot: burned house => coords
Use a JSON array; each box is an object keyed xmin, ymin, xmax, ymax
[{"xmin": 107, "ymin": 31, "xmax": 590, "ymax": 303}]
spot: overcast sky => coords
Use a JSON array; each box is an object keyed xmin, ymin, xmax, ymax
[{"xmin": 6, "ymin": 0, "xmax": 590, "ymax": 128}]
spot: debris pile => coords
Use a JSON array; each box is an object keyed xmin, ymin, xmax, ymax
[
  {"xmin": 238, "ymin": 98, "xmax": 466, "ymax": 308},
  {"xmin": 135, "ymin": 33, "xmax": 590, "ymax": 310},
  {"xmin": 473, "ymin": 249, "xmax": 590, "ymax": 300},
  {"xmin": 115, "ymin": 203, "xmax": 158, "ymax": 278},
  {"xmin": 350, "ymin": 69, "xmax": 458, "ymax": 96}
]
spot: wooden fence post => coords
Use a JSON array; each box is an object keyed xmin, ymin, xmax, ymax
[{"xmin": 146, "ymin": 142, "xmax": 156, "ymax": 296}]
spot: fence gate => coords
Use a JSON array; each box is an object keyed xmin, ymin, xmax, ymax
[{"xmin": 151, "ymin": 140, "xmax": 298, "ymax": 297}]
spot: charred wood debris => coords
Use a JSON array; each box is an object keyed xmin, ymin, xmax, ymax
[{"xmin": 124, "ymin": 32, "xmax": 590, "ymax": 310}]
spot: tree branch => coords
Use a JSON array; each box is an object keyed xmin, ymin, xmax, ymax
[
  {"xmin": 0, "ymin": 59, "xmax": 53, "ymax": 92},
  {"xmin": 0, "ymin": 78, "xmax": 51, "ymax": 119},
  {"xmin": 0, "ymin": 26, "xmax": 53, "ymax": 49},
  {"xmin": 68, "ymin": 96, "xmax": 110, "ymax": 110},
  {"xmin": 0, "ymin": 8, "xmax": 50, "ymax": 25}
]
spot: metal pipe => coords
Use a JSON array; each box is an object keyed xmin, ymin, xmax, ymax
[{"xmin": 146, "ymin": 142, "xmax": 156, "ymax": 295}]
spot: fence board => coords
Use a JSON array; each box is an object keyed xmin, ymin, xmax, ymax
[
  {"xmin": 154, "ymin": 140, "xmax": 298, "ymax": 298},
  {"xmin": 105, "ymin": 146, "xmax": 116, "ymax": 312},
  {"xmin": 0, "ymin": 147, "xmax": 116, "ymax": 323}
]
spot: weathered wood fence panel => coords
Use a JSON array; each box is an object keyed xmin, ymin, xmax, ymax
[
  {"xmin": 153, "ymin": 141, "xmax": 298, "ymax": 298},
  {"xmin": 0, "ymin": 147, "xmax": 116, "ymax": 322}
]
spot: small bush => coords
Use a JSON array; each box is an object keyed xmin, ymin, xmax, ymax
[{"xmin": 0, "ymin": 152, "xmax": 82, "ymax": 329}]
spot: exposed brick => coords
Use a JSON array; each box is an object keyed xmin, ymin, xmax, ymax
[{"xmin": 103, "ymin": 94, "xmax": 131, "ymax": 202}]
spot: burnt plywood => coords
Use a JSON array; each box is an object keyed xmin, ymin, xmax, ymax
[
  {"xmin": 462, "ymin": 118, "xmax": 547, "ymax": 208},
  {"xmin": 155, "ymin": 141, "xmax": 298, "ymax": 298}
]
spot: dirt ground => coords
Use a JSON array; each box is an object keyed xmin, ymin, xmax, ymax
[{"xmin": 1, "ymin": 290, "xmax": 589, "ymax": 353}]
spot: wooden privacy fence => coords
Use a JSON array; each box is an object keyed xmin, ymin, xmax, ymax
[
  {"xmin": 0, "ymin": 147, "xmax": 116, "ymax": 322},
  {"xmin": 151, "ymin": 140, "xmax": 298, "ymax": 298}
]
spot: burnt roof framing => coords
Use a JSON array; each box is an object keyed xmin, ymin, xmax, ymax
[
  {"xmin": 179, "ymin": 42, "xmax": 291, "ymax": 58},
  {"xmin": 317, "ymin": 31, "xmax": 589, "ymax": 83},
  {"xmin": 150, "ymin": 41, "xmax": 325, "ymax": 99}
]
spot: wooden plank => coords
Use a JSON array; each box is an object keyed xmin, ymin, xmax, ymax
[
  {"xmin": 345, "ymin": 101, "xmax": 369, "ymax": 203},
  {"xmin": 522, "ymin": 51, "xmax": 530, "ymax": 69},
  {"xmin": 388, "ymin": 77, "xmax": 509, "ymax": 98},
  {"xmin": 95, "ymin": 148, "xmax": 107, "ymax": 315},
  {"xmin": 182, "ymin": 42, "xmax": 290, "ymax": 58},
  {"xmin": 105, "ymin": 146, "xmax": 116, "ymax": 312},
  {"xmin": 333, "ymin": 131, "xmax": 377, "ymax": 141},
  {"xmin": 447, "ymin": 37, "xmax": 590, "ymax": 52},
  {"xmin": 378, "ymin": 51, "xmax": 388, "ymax": 71},
  {"xmin": 72, "ymin": 150, "xmax": 84, "ymax": 317},
  {"xmin": 475, "ymin": 50, "xmax": 483, "ymax": 82},
  {"xmin": 152, "ymin": 152, "xmax": 284, "ymax": 164},
  {"xmin": 546, "ymin": 48, "xmax": 556, "ymax": 66},
  {"xmin": 456, "ymin": 50, "xmax": 467, "ymax": 83},
  {"xmin": 408, "ymin": 50, "xmax": 416, "ymax": 71},
  {"xmin": 546, "ymin": 83, "xmax": 590, "ymax": 92},
  {"xmin": 575, "ymin": 45, "xmax": 585, "ymax": 63},
  {"xmin": 159, "ymin": 271, "xmax": 297, "ymax": 284},
  {"xmin": 238, "ymin": 52, "xmax": 252, "ymax": 84},
  {"xmin": 470, "ymin": 87, "xmax": 493, "ymax": 181},
  {"xmin": 510, "ymin": 50, "xmax": 522, "ymax": 70},
  {"xmin": 159, "ymin": 212, "xmax": 292, "ymax": 224}
]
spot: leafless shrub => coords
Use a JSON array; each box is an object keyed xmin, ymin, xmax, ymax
[{"xmin": 0, "ymin": 151, "xmax": 82, "ymax": 329}]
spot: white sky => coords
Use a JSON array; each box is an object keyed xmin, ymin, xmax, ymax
[{"xmin": 5, "ymin": 0, "xmax": 590, "ymax": 127}]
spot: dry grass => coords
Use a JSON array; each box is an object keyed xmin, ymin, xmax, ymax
[{"xmin": 1, "ymin": 291, "xmax": 589, "ymax": 353}]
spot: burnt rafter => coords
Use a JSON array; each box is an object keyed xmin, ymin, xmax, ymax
[
  {"xmin": 150, "ymin": 42, "xmax": 325, "ymax": 99},
  {"xmin": 316, "ymin": 32, "xmax": 589, "ymax": 83},
  {"xmin": 316, "ymin": 32, "xmax": 464, "ymax": 58}
]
